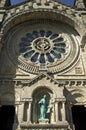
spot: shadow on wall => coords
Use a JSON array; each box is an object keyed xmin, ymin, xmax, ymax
[
  {"xmin": 63, "ymin": 87, "xmax": 83, "ymax": 104},
  {"xmin": 83, "ymin": 0, "xmax": 86, "ymax": 7},
  {"xmin": 63, "ymin": 87, "xmax": 85, "ymax": 130},
  {"xmin": 0, "ymin": 24, "xmax": 19, "ymax": 130}
]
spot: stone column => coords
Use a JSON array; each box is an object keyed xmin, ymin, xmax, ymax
[
  {"xmin": 55, "ymin": 101, "xmax": 59, "ymax": 122},
  {"xmin": 69, "ymin": 105, "xmax": 75, "ymax": 130},
  {"xmin": 62, "ymin": 101, "xmax": 66, "ymax": 122},
  {"xmin": 51, "ymin": 101, "xmax": 55, "ymax": 123},
  {"xmin": 27, "ymin": 99, "xmax": 32, "ymax": 123},
  {"xmin": 16, "ymin": 102, "xmax": 24, "ymax": 130},
  {"xmin": 27, "ymin": 102, "xmax": 31, "ymax": 122},
  {"xmin": 12, "ymin": 105, "xmax": 18, "ymax": 130},
  {"xmin": 33, "ymin": 99, "xmax": 37, "ymax": 123},
  {"xmin": 18, "ymin": 102, "xmax": 24, "ymax": 123}
]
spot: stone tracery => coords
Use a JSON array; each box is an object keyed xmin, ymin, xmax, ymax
[
  {"xmin": 6, "ymin": 21, "xmax": 80, "ymax": 74},
  {"xmin": 19, "ymin": 30, "xmax": 67, "ymax": 64}
]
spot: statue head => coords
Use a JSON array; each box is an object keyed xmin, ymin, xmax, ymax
[{"xmin": 43, "ymin": 95, "xmax": 46, "ymax": 98}]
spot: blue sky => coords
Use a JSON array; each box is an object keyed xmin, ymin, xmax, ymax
[
  {"xmin": 11, "ymin": 0, "xmax": 25, "ymax": 5},
  {"xmin": 59, "ymin": 0, "xmax": 74, "ymax": 6},
  {"xmin": 11, "ymin": 0, "xmax": 74, "ymax": 6}
]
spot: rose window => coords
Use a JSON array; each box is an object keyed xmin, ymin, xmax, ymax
[
  {"xmin": 19, "ymin": 30, "xmax": 67, "ymax": 64},
  {"xmin": 7, "ymin": 21, "xmax": 79, "ymax": 74}
]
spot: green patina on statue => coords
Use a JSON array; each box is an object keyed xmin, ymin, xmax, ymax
[{"xmin": 38, "ymin": 95, "xmax": 47, "ymax": 120}]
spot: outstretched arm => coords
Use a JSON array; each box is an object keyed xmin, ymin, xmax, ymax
[{"xmin": 38, "ymin": 99, "xmax": 42, "ymax": 104}]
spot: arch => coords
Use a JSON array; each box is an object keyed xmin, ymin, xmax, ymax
[
  {"xmin": 2, "ymin": 10, "xmax": 82, "ymax": 38},
  {"xmin": 32, "ymin": 86, "xmax": 55, "ymax": 98},
  {"xmin": 31, "ymin": 86, "xmax": 54, "ymax": 123}
]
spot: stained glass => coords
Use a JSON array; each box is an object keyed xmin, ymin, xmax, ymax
[{"xmin": 19, "ymin": 30, "xmax": 67, "ymax": 64}]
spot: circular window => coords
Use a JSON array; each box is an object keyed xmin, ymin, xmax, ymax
[
  {"xmin": 19, "ymin": 30, "xmax": 67, "ymax": 64},
  {"xmin": 6, "ymin": 21, "xmax": 80, "ymax": 74}
]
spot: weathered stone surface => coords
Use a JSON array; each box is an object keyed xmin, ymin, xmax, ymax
[{"xmin": 0, "ymin": 0, "xmax": 86, "ymax": 130}]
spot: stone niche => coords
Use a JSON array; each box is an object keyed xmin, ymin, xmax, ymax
[{"xmin": 20, "ymin": 81, "xmax": 69, "ymax": 130}]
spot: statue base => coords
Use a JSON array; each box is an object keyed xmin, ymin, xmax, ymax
[{"xmin": 38, "ymin": 118, "xmax": 49, "ymax": 124}]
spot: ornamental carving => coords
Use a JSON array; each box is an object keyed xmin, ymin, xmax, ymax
[
  {"xmin": 6, "ymin": 21, "xmax": 80, "ymax": 74},
  {"xmin": 19, "ymin": 30, "xmax": 68, "ymax": 64}
]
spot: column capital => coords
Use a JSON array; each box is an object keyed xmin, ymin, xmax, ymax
[
  {"xmin": 21, "ymin": 98, "xmax": 33, "ymax": 102},
  {"xmin": 55, "ymin": 98, "xmax": 66, "ymax": 102}
]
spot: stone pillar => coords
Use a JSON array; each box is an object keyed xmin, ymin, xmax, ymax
[
  {"xmin": 51, "ymin": 102, "xmax": 55, "ymax": 123},
  {"xmin": 27, "ymin": 99, "xmax": 32, "ymax": 123},
  {"xmin": 62, "ymin": 101, "xmax": 66, "ymax": 122},
  {"xmin": 55, "ymin": 101, "xmax": 59, "ymax": 122},
  {"xmin": 18, "ymin": 102, "xmax": 24, "ymax": 123},
  {"xmin": 16, "ymin": 102, "xmax": 24, "ymax": 130},
  {"xmin": 69, "ymin": 105, "xmax": 75, "ymax": 130},
  {"xmin": 33, "ymin": 99, "xmax": 36, "ymax": 123},
  {"xmin": 12, "ymin": 105, "xmax": 18, "ymax": 130}
]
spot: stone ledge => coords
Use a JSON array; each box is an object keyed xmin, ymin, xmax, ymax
[{"xmin": 20, "ymin": 121, "xmax": 69, "ymax": 129}]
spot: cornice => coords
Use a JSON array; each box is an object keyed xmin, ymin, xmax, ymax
[{"xmin": 0, "ymin": 78, "xmax": 86, "ymax": 88}]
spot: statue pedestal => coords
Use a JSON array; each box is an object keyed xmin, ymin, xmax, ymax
[{"xmin": 38, "ymin": 119, "xmax": 49, "ymax": 124}]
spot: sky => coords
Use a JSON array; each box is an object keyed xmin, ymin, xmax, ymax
[
  {"xmin": 11, "ymin": 0, "xmax": 25, "ymax": 5},
  {"xmin": 11, "ymin": 0, "xmax": 74, "ymax": 6}
]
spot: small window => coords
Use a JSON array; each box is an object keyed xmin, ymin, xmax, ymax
[{"xmin": 59, "ymin": 0, "xmax": 75, "ymax": 6}]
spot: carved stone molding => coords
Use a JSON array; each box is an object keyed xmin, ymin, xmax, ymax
[
  {"xmin": 65, "ymin": 80, "xmax": 86, "ymax": 87},
  {"xmin": 4, "ymin": 20, "xmax": 80, "ymax": 74},
  {"xmin": 1, "ymin": 0, "xmax": 83, "ymax": 36},
  {"xmin": 20, "ymin": 122, "xmax": 69, "ymax": 129},
  {"xmin": 0, "ymin": 79, "xmax": 86, "ymax": 88}
]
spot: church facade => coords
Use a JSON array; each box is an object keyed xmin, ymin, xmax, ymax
[{"xmin": 0, "ymin": 0, "xmax": 86, "ymax": 130}]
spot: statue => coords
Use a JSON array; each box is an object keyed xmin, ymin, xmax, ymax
[{"xmin": 38, "ymin": 95, "xmax": 47, "ymax": 119}]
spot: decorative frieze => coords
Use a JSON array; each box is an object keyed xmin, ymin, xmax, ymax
[
  {"xmin": 0, "ymin": 79, "xmax": 86, "ymax": 88},
  {"xmin": 65, "ymin": 80, "xmax": 86, "ymax": 87},
  {"xmin": 5, "ymin": 0, "xmax": 81, "ymax": 22},
  {"xmin": 1, "ymin": 0, "xmax": 82, "ymax": 37}
]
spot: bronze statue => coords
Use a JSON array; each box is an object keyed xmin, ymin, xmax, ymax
[{"xmin": 38, "ymin": 95, "xmax": 47, "ymax": 119}]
